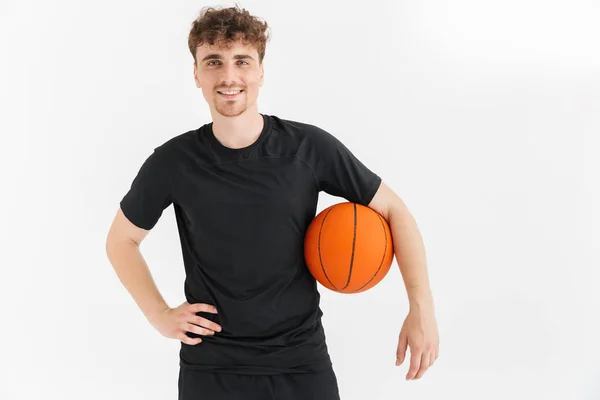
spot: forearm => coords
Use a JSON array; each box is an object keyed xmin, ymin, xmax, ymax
[
  {"xmin": 388, "ymin": 203, "xmax": 433, "ymax": 311},
  {"xmin": 105, "ymin": 240, "xmax": 169, "ymax": 319}
]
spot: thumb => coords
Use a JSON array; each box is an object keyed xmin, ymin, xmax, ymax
[{"xmin": 396, "ymin": 332, "xmax": 408, "ymax": 366}]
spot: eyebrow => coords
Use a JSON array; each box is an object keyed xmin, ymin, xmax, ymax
[{"xmin": 201, "ymin": 54, "xmax": 255, "ymax": 62}]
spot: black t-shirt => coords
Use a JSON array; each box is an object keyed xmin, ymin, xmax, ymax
[{"xmin": 120, "ymin": 113, "xmax": 382, "ymax": 375}]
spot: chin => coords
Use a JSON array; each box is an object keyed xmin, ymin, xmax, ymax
[{"xmin": 215, "ymin": 106, "xmax": 247, "ymax": 118}]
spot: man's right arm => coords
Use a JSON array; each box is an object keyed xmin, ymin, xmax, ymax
[
  {"xmin": 105, "ymin": 207, "xmax": 170, "ymax": 321},
  {"xmin": 105, "ymin": 207, "xmax": 222, "ymax": 344}
]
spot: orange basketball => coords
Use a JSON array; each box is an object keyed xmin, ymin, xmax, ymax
[{"xmin": 304, "ymin": 202, "xmax": 394, "ymax": 293}]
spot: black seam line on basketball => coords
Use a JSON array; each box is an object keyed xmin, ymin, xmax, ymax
[
  {"xmin": 318, "ymin": 206, "xmax": 338, "ymax": 290},
  {"xmin": 351, "ymin": 212, "xmax": 389, "ymax": 293},
  {"xmin": 341, "ymin": 203, "xmax": 357, "ymax": 290}
]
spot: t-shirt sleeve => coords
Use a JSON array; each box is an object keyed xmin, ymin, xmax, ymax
[
  {"xmin": 310, "ymin": 127, "xmax": 382, "ymax": 206},
  {"xmin": 119, "ymin": 146, "xmax": 179, "ymax": 230}
]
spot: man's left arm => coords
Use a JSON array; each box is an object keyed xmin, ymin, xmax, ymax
[{"xmin": 368, "ymin": 180, "xmax": 440, "ymax": 380}]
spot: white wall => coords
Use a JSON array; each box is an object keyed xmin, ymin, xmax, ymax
[{"xmin": 0, "ymin": 0, "xmax": 598, "ymax": 399}]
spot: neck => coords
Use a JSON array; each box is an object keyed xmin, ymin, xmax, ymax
[{"xmin": 210, "ymin": 106, "xmax": 264, "ymax": 149}]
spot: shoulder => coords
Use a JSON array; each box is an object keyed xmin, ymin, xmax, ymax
[
  {"xmin": 267, "ymin": 114, "xmax": 337, "ymax": 147},
  {"xmin": 130, "ymin": 129, "xmax": 200, "ymax": 183},
  {"xmin": 154, "ymin": 129, "xmax": 198, "ymax": 156},
  {"xmin": 145, "ymin": 128, "xmax": 200, "ymax": 166}
]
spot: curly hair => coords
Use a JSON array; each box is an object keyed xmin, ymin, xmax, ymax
[{"xmin": 188, "ymin": 5, "xmax": 271, "ymax": 65}]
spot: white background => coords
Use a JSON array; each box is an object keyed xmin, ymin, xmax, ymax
[{"xmin": 1, "ymin": 0, "xmax": 598, "ymax": 399}]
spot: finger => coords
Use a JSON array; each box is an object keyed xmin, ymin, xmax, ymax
[
  {"xmin": 178, "ymin": 333, "xmax": 202, "ymax": 345},
  {"xmin": 191, "ymin": 316, "xmax": 222, "ymax": 333},
  {"xmin": 184, "ymin": 322, "xmax": 216, "ymax": 336},
  {"xmin": 192, "ymin": 303, "xmax": 218, "ymax": 314},
  {"xmin": 414, "ymin": 352, "xmax": 430, "ymax": 379},
  {"xmin": 396, "ymin": 334, "xmax": 408, "ymax": 366},
  {"xmin": 406, "ymin": 347, "xmax": 422, "ymax": 380}
]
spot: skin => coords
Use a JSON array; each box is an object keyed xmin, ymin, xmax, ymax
[
  {"xmin": 106, "ymin": 37, "xmax": 439, "ymax": 381},
  {"xmin": 192, "ymin": 39, "xmax": 265, "ymax": 149},
  {"xmin": 368, "ymin": 182, "xmax": 440, "ymax": 380}
]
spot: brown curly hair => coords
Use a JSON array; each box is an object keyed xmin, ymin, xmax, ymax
[{"xmin": 188, "ymin": 5, "xmax": 271, "ymax": 66}]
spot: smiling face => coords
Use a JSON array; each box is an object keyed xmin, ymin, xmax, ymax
[{"xmin": 193, "ymin": 39, "xmax": 264, "ymax": 117}]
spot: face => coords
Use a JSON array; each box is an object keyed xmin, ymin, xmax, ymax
[{"xmin": 193, "ymin": 40, "xmax": 264, "ymax": 118}]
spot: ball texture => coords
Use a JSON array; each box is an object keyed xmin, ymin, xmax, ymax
[{"xmin": 304, "ymin": 202, "xmax": 394, "ymax": 293}]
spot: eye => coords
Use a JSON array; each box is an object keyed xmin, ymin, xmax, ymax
[{"xmin": 206, "ymin": 60, "xmax": 248, "ymax": 66}]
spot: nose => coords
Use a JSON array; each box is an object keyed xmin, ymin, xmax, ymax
[{"xmin": 219, "ymin": 63, "xmax": 238, "ymax": 86}]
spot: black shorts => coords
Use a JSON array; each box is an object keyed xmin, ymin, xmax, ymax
[{"xmin": 178, "ymin": 366, "xmax": 341, "ymax": 400}]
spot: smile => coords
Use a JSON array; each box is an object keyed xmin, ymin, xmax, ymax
[{"xmin": 217, "ymin": 90, "xmax": 243, "ymax": 98}]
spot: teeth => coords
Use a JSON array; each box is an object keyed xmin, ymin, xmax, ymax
[{"xmin": 219, "ymin": 90, "xmax": 241, "ymax": 95}]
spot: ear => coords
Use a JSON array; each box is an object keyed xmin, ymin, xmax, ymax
[
  {"xmin": 259, "ymin": 63, "xmax": 264, "ymax": 87},
  {"xmin": 193, "ymin": 62, "xmax": 201, "ymax": 88}
]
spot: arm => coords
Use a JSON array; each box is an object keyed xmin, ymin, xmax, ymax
[
  {"xmin": 367, "ymin": 180, "xmax": 439, "ymax": 380},
  {"xmin": 105, "ymin": 207, "xmax": 221, "ymax": 343},
  {"xmin": 367, "ymin": 181, "xmax": 433, "ymax": 309},
  {"xmin": 111, "ymin": 145, "xmax": 221, "ymax": 343},
  {"xmin": 105, "ymin": 207, "xmax": 170, "ymax": 320}
]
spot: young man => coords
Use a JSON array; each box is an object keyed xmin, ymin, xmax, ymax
[{"xmin": 105, "ymin": 5, "xmax": 438, "ymax": 400}]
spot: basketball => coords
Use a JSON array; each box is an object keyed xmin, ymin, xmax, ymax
[{"xmin": 304, "ymin": 202, "xmax": 394, "ymax": 293}]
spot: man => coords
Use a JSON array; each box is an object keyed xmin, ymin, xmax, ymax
[{"xmin": 105, "ymin": 5, "xmax": 439, "ymax": 400}]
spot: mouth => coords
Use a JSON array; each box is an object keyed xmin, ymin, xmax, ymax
[{"xmin": 217, "ymin": 89, "xmax": 243, "ymax": 99}]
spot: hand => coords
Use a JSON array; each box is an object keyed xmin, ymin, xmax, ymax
[
  {"xmin": 147, "ymin": 301, "xmax": 222, "ymax": 345},
  {"xmin": 395, "ymin": 306, "xmax": 439, "ymax": 380}
]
